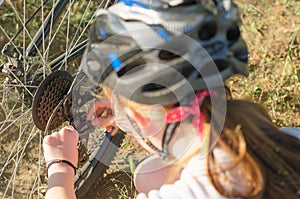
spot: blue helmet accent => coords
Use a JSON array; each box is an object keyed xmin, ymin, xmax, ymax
[
  {"xmin": 82, "ymin": 0, "xmax": 248, "ymax": 105},
  {"xmin": 118, "ymin": 0, "xmax": 148, "ymax": 8},
  {"xmin": 109, "ymin": 53, "xmax": 123, "ymax": 71},
  {"xmin": 156, "ymin": 28, "xmax": 171, "ymax": 42},
  {"xmin": 99, "ymin": 27, "xmax": 107, "ymax": 38}
]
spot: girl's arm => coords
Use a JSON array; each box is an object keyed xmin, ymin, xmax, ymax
[
  {"xmin": 46, "ymin": 163, "xmax": 76, "ymax": 199},
  {"xmin": 43, "ymin": 126, "xmax": 79, "ymax": 199}
]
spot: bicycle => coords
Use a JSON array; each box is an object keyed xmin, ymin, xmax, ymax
[{"xmin": 0, "ymin": 1, "xmax": 124, "ymax": 198}]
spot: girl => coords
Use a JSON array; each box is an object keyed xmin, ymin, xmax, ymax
[{"xmin": 43, "ymin": 0, "xmax": 300, "ymax": 198}]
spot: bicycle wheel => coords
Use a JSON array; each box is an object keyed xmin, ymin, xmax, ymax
[{"xmin": 0, "ymin": 1, "xmax": 123, "ymax": 198}]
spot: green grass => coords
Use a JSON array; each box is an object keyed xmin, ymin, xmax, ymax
[
  {"xmin": 231, "ymin": 0, "xmax": 300, "ymax": 127},
  {"xmin": 0, "ymin": 0, "xmax": 299, "ymax": 198}
]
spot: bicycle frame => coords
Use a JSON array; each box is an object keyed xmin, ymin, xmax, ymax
[
  {"xmin": 2, "ymin": 0, "xmax": 90, "ymax": 72},
  {"xmin": 26, "ymin": 0, "xmax": 69, "ymax": 57},
  {"xmin": 0, "ymin": 1, "xmax": 125, "ymax": 198}
]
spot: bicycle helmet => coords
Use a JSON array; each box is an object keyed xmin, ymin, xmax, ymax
[
  {"xmin": 73, "ymin": 0, "xmax": 248, "ymax": 160},
  {"xmin": 80, "ymin": 0, "xmax": 248, "ymax": 106}
]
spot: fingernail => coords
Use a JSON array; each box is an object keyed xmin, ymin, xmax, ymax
[{"xmin": 65, "ymin": 126, "xmax": 75, "ymax": 131}]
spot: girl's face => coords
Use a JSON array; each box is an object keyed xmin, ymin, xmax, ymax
[{"xmin": 103, "ymin": 87, "xmax": 207, "ymax": 159}]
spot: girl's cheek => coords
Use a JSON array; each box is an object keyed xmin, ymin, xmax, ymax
[{"xmin": 142, "ymin": 121, "xmax": 166, "ymax": 138}]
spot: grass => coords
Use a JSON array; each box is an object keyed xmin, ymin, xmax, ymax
[
  {"xmin": 110, "ymin": 0, "xmax": 300, "ymax": 197},
  {"xmin": 0, "ymin": 0, "xmax": 299, "ymax": 198},
  {"xmin": 86, "ymin": 136, "xmax": 142, "ymax": 199},
  {"xmin": 112, "ymin": 178, "xmax": 133, "ymax": 199},
  {"xmin": 231, "ymin": 0, "xmax": 300, "ymax": 127}
]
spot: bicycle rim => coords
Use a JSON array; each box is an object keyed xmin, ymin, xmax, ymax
[{"xmin": 0, "ymin": 1, "xmax": 123, "ymax": 198}]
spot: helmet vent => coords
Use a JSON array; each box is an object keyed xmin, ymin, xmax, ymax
[
  {"xmin": 159, "ymin": 50, "xmax": 180, "ymax": 60},
  {"xmin": 142, "ymin": 83, "xmax": 166, "ymax": 92},
  {"xmin": 197, "ymin": 59, "xmax": 229, "ymax": 78},
  {"xmin": 117, "ymin": 60, "xmax": 146, "ymax": 77},
  {"xmin": 198, "ymin": 21, "xmax": 217, "ymax": 41},
  {"xmin": 226, "ymin": 23, "xmax": 240, "ymax": 42},
  {"xmin": 214, "ymin": 59, "xmax": 229, "ymax": 71}
]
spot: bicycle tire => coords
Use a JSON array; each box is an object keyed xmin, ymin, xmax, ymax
[
  {"xmin": 0, "ymin": 1, "xmax": 123, "ymax": 198},
  {"xmin": 75, "ymin": 132, "xmax": 124, "ymax": 198}
]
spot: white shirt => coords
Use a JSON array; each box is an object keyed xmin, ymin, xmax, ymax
[{"xmin": 136, "ymin": 150, "xmax": 240, "ymax": 199}]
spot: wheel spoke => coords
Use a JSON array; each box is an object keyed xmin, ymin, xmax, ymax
[
  {"xmin": 0, "ymin": 1, "xmax": 124, "ymax": 198},
  {"xmin": 7, "ymin": 1, "xmax": 47, "ymax": 66}
]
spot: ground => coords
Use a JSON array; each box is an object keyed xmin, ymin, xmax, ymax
[
  {"xmin": 82, "ymin": 1, "xmax": 300, "ymax": 198},
  {"xmin": 0, "ymin": 0, "xmax": 299, "ymax": 198}
]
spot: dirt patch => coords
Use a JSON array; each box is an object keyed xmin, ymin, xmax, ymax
[
  {"xmin": 85, "ymin": 136, "xmax": 148, "ymax": 199},
  {"xmin": 86, "ymin": 1, "xmax": 300, "ymax": 198},
  {"xmin": 85, "ymin": 171, "xmax": 135, "ymax": 199},
  {"xmin": 230, "ymin": 0, "xmax": 300, "ymax": 127},
  {"xmin": 0, "ymin": 123, "xmax": 47, "ymax": 198},
  {"xmin": 0, "ymin": 0, "xmax": 299, "ymax": 198}
]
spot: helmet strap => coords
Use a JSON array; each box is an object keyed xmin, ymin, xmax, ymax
[
  {"xmin": 160, "ymin": 122, "xmax": 180, "ymax": 160},
  {"xmin": 160, "ymin": 90, "xmax": 211, "ymax": 159}
]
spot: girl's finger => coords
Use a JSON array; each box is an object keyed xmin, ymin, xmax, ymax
[
  {"xmin": 87, "ymin": 98, "xmax": 112, "ymax": 120},
  {"xmin": 91, "ymin": 115, "xmax": 114, "ymax": 126},
  {"xmin": 60, "ymin": 126, "xmax": 79, "ymax": 143},
  {"xmin": 43, "ymin": 134, "xmax": 59, "ymax": 146},
  {"xmin": 106, "ymin": 125, "xmax": 112, "ymax": 132}
]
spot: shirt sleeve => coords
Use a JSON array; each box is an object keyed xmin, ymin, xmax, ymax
[{"xmin": 135, "ymin": 156, "xmax": 232, "ymax": 199}]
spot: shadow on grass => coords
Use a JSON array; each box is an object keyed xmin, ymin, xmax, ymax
[{"xmin": 85, "ymin": 170, "xmax": 137, "ymax": 199}]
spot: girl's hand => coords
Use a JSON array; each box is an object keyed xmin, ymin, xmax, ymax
[
  {"xmin": 86, "ymin": 97, "xmax": 115, "ymax": 132},
  {"xmin": 43, "ymin": 126, "xmax": 79, "ymax": 167},
  {"xmin": 43, "ymin": 126, "xmax": 78, "ymax": 199}
]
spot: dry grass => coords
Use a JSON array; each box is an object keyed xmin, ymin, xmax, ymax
[
  {"xmin": 230, "ymin": 0, "xmax": 300, "ymax": 127},
  {"xmin": 0, "ymin": 0, "xmax": 299, "ymax": 198},
  {"xmin": 107, "ymin": 1, "xmax": 300, "ymax": 197}
]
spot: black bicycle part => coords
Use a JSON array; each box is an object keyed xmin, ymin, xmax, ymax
[
  {"xmin": 26, "ymin": 0, "xmax": 69, "ymax": 56},
  {"xmin": 31, "ymin": 69, "xmax": 125, "ymax": 199},
  {"xmin": 50, "ymin": 40, "xmax": 88, "ymax": 71},
  {"xmin": 32, "ymin": 70, "xmax": 73, "ymax": 131},
  {"xmin": 2, "ymin": 1, "xmax": 124, "ymax": 198},
  {"xmin": 10, "ymin": 0, "xmax": 49, "ymax": 43},
  {"xmin": 75, "ymin": 131, "xmax": 124, "ymax": 198}
]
